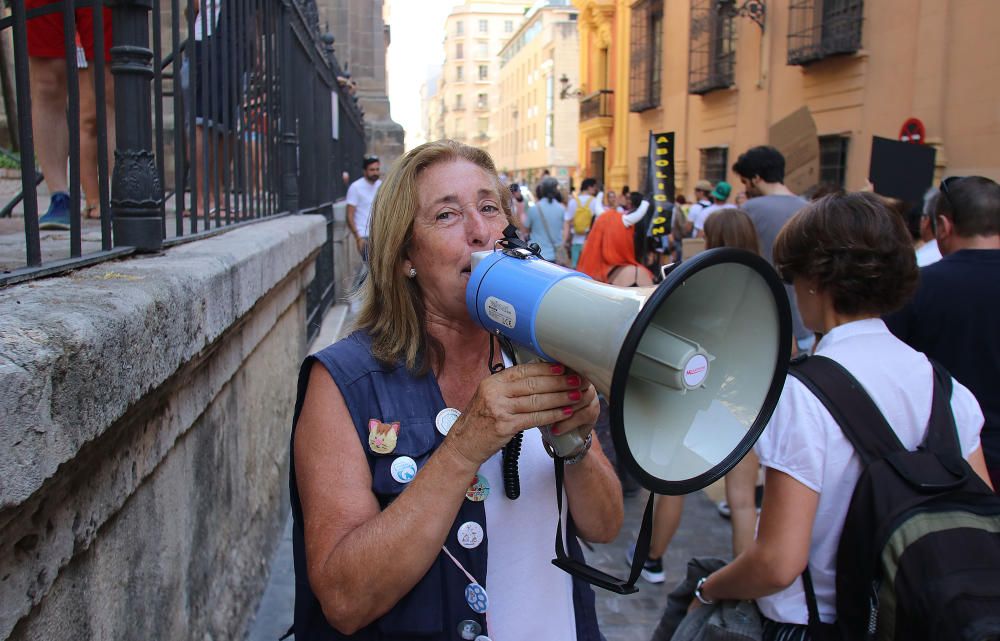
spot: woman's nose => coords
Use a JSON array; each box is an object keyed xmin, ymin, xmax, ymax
[{"xmin": 464, "ymin": 207, "xmax": 490, "ymax": 245}]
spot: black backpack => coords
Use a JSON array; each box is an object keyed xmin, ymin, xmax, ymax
[{"xmin": 789, "ymin": 355, "xmax": 1000, "ymax": 641}]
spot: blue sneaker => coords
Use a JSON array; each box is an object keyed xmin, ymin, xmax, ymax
[{"xmin": 38, "ymin": 192, "xmax": 71, "ymax": 230}]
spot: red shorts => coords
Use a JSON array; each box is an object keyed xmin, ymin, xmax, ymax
[{"xmin": 26, "ymin": 0, "xmax": 112, "ymax": 62}]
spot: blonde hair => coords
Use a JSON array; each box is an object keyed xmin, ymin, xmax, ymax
[{"xmin": 351, "ymin": 139, "xmax": 513, "ymax": 372}]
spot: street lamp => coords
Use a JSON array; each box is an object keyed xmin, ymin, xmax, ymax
[{"xmin": 558, "ymin": 74, "xmax": 583, "ymax": 100}]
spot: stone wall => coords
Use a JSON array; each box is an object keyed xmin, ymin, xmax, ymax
[{"xmin": 0, "ymin": 215, "xmax": 327, "ymax": 640}]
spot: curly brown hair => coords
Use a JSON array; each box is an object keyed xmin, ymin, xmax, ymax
[{"xmin": 773, "ymin": 191, "xmax": 918, "ymax": 316}]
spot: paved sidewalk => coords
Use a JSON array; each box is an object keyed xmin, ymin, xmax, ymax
[{"xmin": 244, "ymin": 304, "xmax": 735, "ymax": 640}]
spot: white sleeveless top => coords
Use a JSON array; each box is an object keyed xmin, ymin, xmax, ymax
[{"xmin": 479, "ymin": 354, "xmax": 577, "ymax": 640}]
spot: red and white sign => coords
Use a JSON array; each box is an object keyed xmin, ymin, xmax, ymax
[{"xmin": 899, "ymin": 118, "xmax": 926, "ymax": 144}]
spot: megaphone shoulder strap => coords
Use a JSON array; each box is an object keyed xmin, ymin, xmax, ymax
[{"xmin": 551, "ymin": 457, "xmax": 653, "ymax": 594}]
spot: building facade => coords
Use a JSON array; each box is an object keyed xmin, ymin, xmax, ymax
[
  {"xmin": 437, "ymin": 1, "xmax": 531, "ymax": 148},
  {"xmin": 576, "ymin": 0, "xmax": 1000, "ymax": 199},
  {"xmin": 491, "ymin": 1, "xmax": 581, "ymax": 189},
  {"xmin": 325, "ymin": 0, "xmax": 405, "ymax": 171}
]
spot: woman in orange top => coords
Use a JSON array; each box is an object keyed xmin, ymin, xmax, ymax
[{"xmin": 576, "ymin": 192, "xmax": 654, "ymax": 286}]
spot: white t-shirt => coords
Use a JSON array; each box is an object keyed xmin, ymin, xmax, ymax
[
  {"xmin": 480, "ymin": 353, "xmax": 577, "ymax": 640},
  {"xmin": 193, "ymin": 0, "xmax": 223, "ymax": 40},
  {"xmin": 692, "ymin": 203, "xmax": 735, "ymax": 233},
  {"xmin": 754, "ymin": 318, "xmax": 984, "ymax": 625},
  {"xmin": 686, "ymin": 199, "xmax": 713, "ymax": 237},
  {"xmin": 915, "ymin": 238, "xmax": 942, "ymax": 267},
  {"xmin": 565, "ymin": 193, "xmax": 604, "ymax": 245},
  {"xmin": 346, "ymin": 177, "xmax": 382, "ymax": 239}
]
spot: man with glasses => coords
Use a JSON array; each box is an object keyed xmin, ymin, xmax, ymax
[
  {"xmin": 886, "ymin": 175, "xmax": 1000, "ymax": 488},
  {"xmin": 346, "ymin": 155, "xmax": 382, "ymax": 257}
]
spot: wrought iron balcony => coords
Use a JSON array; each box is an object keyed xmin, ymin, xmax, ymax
[{"xmin": 580, "ymin": 89, "xmax": 614, "ymax": 122}]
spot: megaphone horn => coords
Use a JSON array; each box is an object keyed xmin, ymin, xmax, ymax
[{"xmin": 465, "ymin": 245, "xmax": 791, "ymax": 496}]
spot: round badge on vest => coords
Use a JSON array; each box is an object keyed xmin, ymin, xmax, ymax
[
  {"xmin": 464, "ymin": 582, "xmax": 489, "ymax": 614},
  {"xmin": 457, "ymin": 521, "xmax": 484, "ymax": 549},
  {"xmin": 475, "ymin": 636, "xmax": 492, "ymax": 641},
  {"xmin": 465, "ymin": 473, "xmax": 490, "ymax": 502},
  {"xmin": 390, "ymin": 456, "xmax": 417, "ymax": 484},
  {"xmin": 436, "ymin": 407, "xmax": 461, "ymax": 436},
  {"xmin": 457, "ymin": 619, "xmax": 482, "ymax": 640}
]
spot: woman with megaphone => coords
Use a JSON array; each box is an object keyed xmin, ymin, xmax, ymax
[{"xmin": 289, "ymin": 140, "xmax": 623, "ymax": 641}]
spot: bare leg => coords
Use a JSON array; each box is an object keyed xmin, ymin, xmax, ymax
[
  {"xmin": 78, "ymin": 66, "xmax": 115, "ymax": 215},
  {"xmin": 725, "ymin": 450, "xmax": 760, "ymax": 557},
  {"xmin": 192, "ymin": 125, "xmax": 218, "ymax": 216},
  {"xmin": 647, "ymin": 494, "xmax": 684, "ymax": 560},
  {"xmin": 28, "ymin": 57, "xmax": 69, "ymax": 194}
]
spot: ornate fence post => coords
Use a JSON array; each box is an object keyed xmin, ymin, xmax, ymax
[{"xmin": 110, "ymin": 0, "xmax": 163, "ymax": 251}]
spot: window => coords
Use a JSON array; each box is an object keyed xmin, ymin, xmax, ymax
[
  {"xmin": 478, "ymin": 65, "xmax": 489, "ymax": 81},
  {"xmin": 476, "ymin": 42, "xmax": 489, "ymax": 58},
  {"xmin": 818, "ymin": 135, "xmax": 849, "ymax": 188},
  {"xmin": 477, "ymin": 117, "xmax": 489, "ymax": 137},
  {"xmin": 456, "ymin": 65, "xmax": 464, "ymax": 81},
  {"xmin": 546, "ymin": 114, "xmax": 554, "ymax": 147},
  {"xmin": 455, "ymin": 93, "xmax": 464, "ymax": 110},
  {"xmin": 688, "ymin": 0, "xmax": 735, "ymax": 95},
  {"xmin": 505, "ymin": 20, "xmax": 514, "ymax": 33},
  {"xmin": 456, "ymin": 42, "xmax": 464, "ymax": 59},
  {"xmin": 456, "ymin": 20, "xmax": 464, "ymax": 36},
  {"xmin": 699, "ymin": 147, "xmax": 728, "ymax": 185},
  {"xmin": 629, "ymin": 0, "xmax": 663, "ymax": 112},
  {"xmin": 477, "ymin": 92, "xmax": 489, "ymax": 110},
  {"xmin": 788, "ymin": 0, "xmax": 864, "ymax": 65},
  {"xmin": 479, "ymin": 19, "xmax": 488, "ymax": 33}
]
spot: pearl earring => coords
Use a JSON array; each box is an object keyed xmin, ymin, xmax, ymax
[{"xmin": 408, "ymin": 267, "xmax": 417, "ymax": 278}]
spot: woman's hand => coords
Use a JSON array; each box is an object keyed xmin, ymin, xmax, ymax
[{"xmin": 445, "ymin": 362, "xmax": 589, "ymax": 466}]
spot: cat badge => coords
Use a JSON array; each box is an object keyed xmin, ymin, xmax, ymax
[{"xmin": 368, "ymin": 419, "xmax": 400, "ymax": 455}]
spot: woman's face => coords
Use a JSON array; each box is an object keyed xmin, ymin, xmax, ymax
[{"xmin": 406, "ymin": 159, "xmax": 508, "ymax": 322}]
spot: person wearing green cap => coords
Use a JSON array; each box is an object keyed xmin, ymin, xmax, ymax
[{"xmin": 693, "ymin": 180, "xmax": 736, "ymax": 237}]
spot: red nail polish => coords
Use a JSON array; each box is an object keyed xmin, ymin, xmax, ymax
[
  {"xmin": 562, "ymin": 406, "xmax": 573, "ymax": 416},
  {"xmin": 550, "ymin": 364, "xmax": 565, "ymax": 374},
  {"xmin": 568, "ymin": 390, "xmax": 582, "ymax": 401},
  {"xmin": 566, "ymin": 375, "xmax": 581, "ymax": 387}
]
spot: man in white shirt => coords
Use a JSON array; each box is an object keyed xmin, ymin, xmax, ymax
[
  {"xmin": 693, "ymin": 180, "xmax": 735, "ymax": 237},
  {"xmin": 685, "ymin": 179, "xmax": 714, "ymax": 238},
  {"xmin": 346, "ymin": 156, "xmax": 382, "ymax": 257},
  {"xmin": 564, "ymin": 178, "xmax": 604, "ymax": 267}
]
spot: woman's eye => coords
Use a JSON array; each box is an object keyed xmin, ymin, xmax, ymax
[
  {"xmin": 481, "ymin": 204, "xmax": 501, "ymax": 216},
  {"xmin": 436, "ymin": 210, "xmax": 455, "ymax": 221}
]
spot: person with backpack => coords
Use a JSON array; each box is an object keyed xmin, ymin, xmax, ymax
[
  {"xmin": 686, "ymin": 192, "xmax": 993, "ymax": 641},
  {"xmin": 565, "ymin": 178, "xmax": 604, "ymax": 267}
]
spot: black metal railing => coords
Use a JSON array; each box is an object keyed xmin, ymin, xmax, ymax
[
  {"xmin": 688, "ymin": 0, "xmax": 736, "ymax": 95},
  {"xmin": 580, "ymin": 89, "xmax": 613, "ymax": 122},
  {"xmin": 0, "ymin": 0, "xmax": 366, "ymax": 331},
  {"xmin": 788, "ymin": 0, "xmax": 864, "ymax": 66}
]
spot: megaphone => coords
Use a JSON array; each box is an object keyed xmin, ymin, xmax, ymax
[{"xmin": 465, "ymin": 241, "xmax": 791, "ymax": 496}]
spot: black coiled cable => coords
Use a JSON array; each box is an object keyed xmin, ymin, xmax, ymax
[{"xmin": 489, "ymin": 334, "xmax": 523, "ymax": 500}]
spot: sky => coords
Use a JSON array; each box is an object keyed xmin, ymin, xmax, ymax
[{"xmin": 385, "ymin": 0, "xmax": 457, "ymax": 150}]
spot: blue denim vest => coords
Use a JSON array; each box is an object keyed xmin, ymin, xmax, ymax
[{"xmin": 289, "ymin": 331, "xmax": 601, "ymax": 640}]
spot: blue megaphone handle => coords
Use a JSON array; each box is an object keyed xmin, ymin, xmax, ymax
[{"xmin": 465, "ymin": 250, "xmax": 589, "ymax": 360}]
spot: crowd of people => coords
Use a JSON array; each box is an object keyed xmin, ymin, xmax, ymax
[{"xmin": 292, "ymin": 140, "xmax": 998, "ymax": 640}]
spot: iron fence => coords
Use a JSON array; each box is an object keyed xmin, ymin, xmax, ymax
[{"xmin": 0, "ymin": 0, "xmax": 366, "ymax": 337}]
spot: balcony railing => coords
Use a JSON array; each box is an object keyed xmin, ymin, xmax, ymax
[
  {"xmin": 788, "ymin": 0, "xmax": 864, "ymax": 66},
  {"xmin": 580, "ymin": 90, "xmax": 613, "ymax": 122}
]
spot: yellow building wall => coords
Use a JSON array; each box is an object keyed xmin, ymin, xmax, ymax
[{"xmin": 622, "ymin": 0, "xmax": 1000, "ymax": 197}]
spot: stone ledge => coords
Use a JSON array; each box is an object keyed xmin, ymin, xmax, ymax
[{"xmin": 0, "ymin": 215, "xmax": 326, "ymax": 510}]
